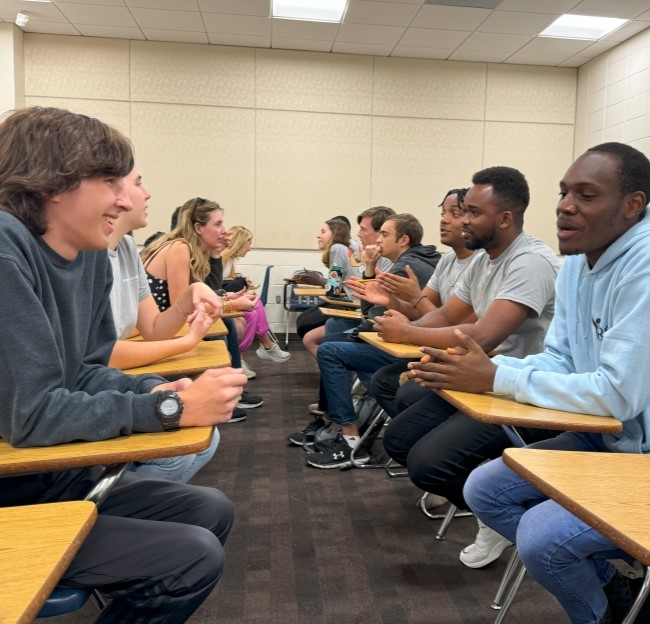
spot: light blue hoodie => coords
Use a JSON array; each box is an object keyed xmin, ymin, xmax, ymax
[{"xmin": 493, "ymin": 211, "xmax": 650, "ymax": 454}]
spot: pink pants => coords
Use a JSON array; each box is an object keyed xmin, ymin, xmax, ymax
[{"xmin": 239, "ymin": 305, "xmax": 270, "ymax": 351}]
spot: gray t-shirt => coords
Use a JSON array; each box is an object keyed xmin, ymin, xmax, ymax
[
  {"xmin": 427, "ymin": 251, "xmax": 478, "ymax": 305},
  {"xmin": 329, "ymin": 243, "xmax": 363, "ymax": 298},
  {"xmin": 108, "ymin": 235, "xmax": 151, "ymax": 340},
  {"xmin": 454, "ymin": 233, "xmax": 560, "ymax": 358}
]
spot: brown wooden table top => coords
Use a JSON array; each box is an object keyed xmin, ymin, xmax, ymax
[
  {"xmin": 0, "ymin": 501, "xmax": 97, "ymax": 624},
  {"xmin": 293, "ymin": 287, "xmax": 327, "ymax": 296},
  {"xmin": 318, "ymin": 296, "xmax": 360, "ymax": 309},
  {"xmin": 320, "ymin": 307, "xmax": 363, "ymax": 319},
  {"xmin": 359, "ymin": 331, "xmax": 422, "ymax": 358},
  {"xmin": 437, "ymin": 390, "xmax": 622, "ymax": 433},
  {"xmin": 129, "ymin": 318, "xmax": 228, "ymax": 341},
  {"xmin": 0, "ymin": 427, "xmax": 214, "ymax": 476},
  {"xmin": 122, "ymin": 340, "xmax": 230, "ymax": 377},
  {"xmin": 504, "ymin": 448, "xmax": 650, "ymax": 565}
]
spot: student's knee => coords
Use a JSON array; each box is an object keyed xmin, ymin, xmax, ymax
[
  {"xmin": 517, "ymin": 504, "xmax": 557, "ymax": 572},
  {"xmin": 175, "ymin": 525, "xmax": 226, "ymax": 592},
  {"xmin": 464, "ymin": 458, "xmax": 504, "ymax": 513}
]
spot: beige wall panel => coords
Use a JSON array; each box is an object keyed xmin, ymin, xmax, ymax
[
  {"xmin": 370, "ymin": 116, "xmax": 484, "ymax": 246},
  {"xmin": 130, "ymin": 41, "xmax": 255, "ymax": 107},
  {"xmin": 486, "ymin": 64, "xmax": 576, "ymax": 124},
  {"xmin": 484, "ymin": 122, "xmax": 575, "ymax": 252},
  {"xmin": 373, "ymin": 57, "xmax": 486, "ymax": 120},
  {"xmin": 255, "ymin": 49, "xmax": 373, "ymax": 114},
  {"xmin": 255, "ymin": 110, "xmax": 371, "ymax": 249},
  {"xmin": 24, "ymin": 96, "xmax": 131, "ymax": 137},
  {"xmin": 130, "ymin": 102, "xmax": 255, "ymax": 242},
  {"xmin": 24, "ymin": 34, "xmax": 129, "ymax": 100}
]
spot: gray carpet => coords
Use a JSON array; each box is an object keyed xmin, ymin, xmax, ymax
[{"xmin": 40, "ymin": 344, "xmax": 564, "ymax": 624}]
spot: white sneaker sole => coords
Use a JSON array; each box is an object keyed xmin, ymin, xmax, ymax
[{"xmin": 459, "ymin": 539, "xmax": 512, "ymax": 569}]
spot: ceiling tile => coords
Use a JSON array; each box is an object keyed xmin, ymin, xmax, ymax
[
  {"xmin": 199, "ymin": 0, "xmax": 269, "ymax": 17},
  {"xmin": 77, "ymin": 24, "xmax": 145, "ymax": 39},
  {"xmin": 332, "ymin": 42, "xmax": 394, "ymax": 55},
  {"xmin": 448, "ymin": 49, "xmax": 509, "ymax": 62},
  {"xmin": 202, "ymin": 14, "xmax": 270, "ymax": 36},
  {"xmin": 398, "ymin": 27, "xmax": 469, "ymax": 48},
  {"xmin": 129, "ymin": 8, "xmax": 204, "ymax": 31},
  {"xmin": 56, "ymin": 3, "xmax": 137, "ymax": 27},
  {"xmin": 459, "ymin": 31, "xmax": 533, "ymax": 53},
  {"xmin": 0, "ymin": 1, "xmax": 67, "ymax": 22},
  {"xmin": 497, "ymin": 0, "xmax": 576, "ymax": 12},
  {"xmin": 208, "ymin": 32, "xmax": 269, "ymax": 47},
  {"xmin": 272, "ymin": 18, "xmax": 338, "ymax": 41},
  {"xmin": 504, "ymin": 53, "xmax": 568, "ymax": 66},
  {"xmin": 337, "ymin": 23, "xmax": 405, "ymax": 45},
  {"xmin": 569, "ymin": 0, "xmax": 650, "ymax": 20},
  {"xmin": 392, "ymin": 45, "xmax": 452, "ymax": 59},
  {"xmin": 372, "ymin": 0, "xmax": 423, "ymax": 4},
  {"xmin": 344, "ymin": 0, "xmax": 420, "ymax": 27},
  {"xmin": 579, "ymin": 39, "xmax": 622, "ymax": 56},
  {"xmin": 637, "ymin": 10, "xmax": 650, "ymax": 20},
  {"xmin": 559, "ymin": 55, "xmax": 594, "ymax": 67},
  {"xmin": 518, "ymin": 36, "xmax": 593, "ymax": 56},
  {"xmin": 143, "ymin": 28, "xmax": 209, "ymax": 43},
  {"xmin": 604, "ymin": 20, "xmax": 650, "ymax": 42},
  {"xmin": 21, "ymin": 21, "xmax": 80, "ymax": 35},
  {"xmin": 411, "ymin": 5, "xmax": 491, "ymax": 30},
  {"xmin": 477, "ymin": 11, "xmax": 557, "ymax": 35},
  {"xmin": 124, "ymin": 0, "xmax": 198, "ymax": 10},
  {"xmin": 52, "ymin": 0, "xmax": 125, "ymax": 5},
  {"xmin": 423, "ymin": 0, "xmax": 500, "ymax": 7},
  {"xmin": 272, "ymin": 37, "xmax": 332, "ymax": 52}
]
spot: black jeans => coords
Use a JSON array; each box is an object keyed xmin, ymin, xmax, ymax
[
  {"xmin": 40, "ymin": 468, "xmax": 234, "ymax": 623},
  {"xmin": 368, "ymin": 362, "xmax": 431, "ymax": 418}
]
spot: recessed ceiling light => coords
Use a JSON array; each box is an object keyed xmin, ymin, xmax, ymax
[
  {"xmin": 15, "ymin": 12, "xmax": 29, "ymax": 27},
  {"xmin": 272, "ymin": 0, "xmax": 348, "ymax": 23},
  {"xmin": 540, "ymin": 14, "xmax": 627, "ymax": 40}
]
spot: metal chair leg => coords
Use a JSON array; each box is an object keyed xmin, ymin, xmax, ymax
[
  {"xmin": 492, "ymin": 559, "xmax": 526, "ymax": 623},
  {"xmin": 622, "ymin": 566, "xmax": 650, "ymax": 624},
  {"xmin": 350, "ymin": 409, "xmax": 388, "ymax": 469},
  {"xmin": 492, "ymin": 548, "xmax": 523, "ymax": 610}
]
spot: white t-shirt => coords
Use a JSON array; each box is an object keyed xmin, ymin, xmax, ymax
[
  {"xmin": 108, "ymin": 236, "xmax": 151, "ymax": 340},
  {"xmin": 426, "ymin": 251, "xmax": 478, "ymax": 305}
]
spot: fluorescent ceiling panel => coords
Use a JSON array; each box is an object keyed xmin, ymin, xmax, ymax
[
  {"xmin": 540, "ymin": 14, "xmax": 627, "ymax": 40},
  {"xmin": 272, "ymin": 0, "xmax": 348, "ymax": 23}
]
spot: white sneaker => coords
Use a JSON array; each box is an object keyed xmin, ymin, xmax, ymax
[
  {"xmin": 241, "ymin": 359, "xmax": 256, "ymax": 379},
  {"xmin": 459, "ymin": 520, "xmax": 512, "ymax": 569},
  {"xmin": 308, "ymin": 402, "xmax": 327, "ymax": 417},
  {"xmin": 256, "ymin": 343, "xmax": 291, "ymax": 363}
]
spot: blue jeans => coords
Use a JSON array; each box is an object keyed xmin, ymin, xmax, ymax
[
  {"xmin": 317, "ymin": 341, "xmax": 399, "ymax": 426},
  {"xmin": 464, "ymin": 432, "xmax": 618, "ymax": 624},
  {"xmin": 130, "ymin": 427, "xmax": 220, "ymax": 483}
]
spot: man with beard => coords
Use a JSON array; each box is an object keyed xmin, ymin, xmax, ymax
[{"xmin": 376, "ymin": 166, "xmax": 560, "ymax": 569}]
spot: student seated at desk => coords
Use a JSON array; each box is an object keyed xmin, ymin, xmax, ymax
[
  {"xmin": 373, "ymin": 167, "xmax": 559, "ymax": 568},
  {"xmin": 418, "ymin": 143, "xmax": 650, "ymax": 624},
  {"xmin": 141, "ymin": 197, "xmax": 264, "ymax": 420},
  {"xmin": 220, "ymin": 225, "xmax": 290, "ymax": 371},
  {"xmin": 0, "ymin": 106, "xmax": 246, "ymax": 623},
  {"xmin": 108, "ymin": 166, "xmax": 221, "ymax": 482}
]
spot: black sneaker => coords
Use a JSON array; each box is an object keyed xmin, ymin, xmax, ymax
[
  {"xmin": 226, "ymin": 407, "xmax": 247, "ymax": 423},
  {"xmin": 287, "ymin": 417, "xmax": 326, "ymax": 447},
  {"xmin": 238, "ymin": 390, "xmax": 263, "ymax": 409},
  {"xmin": 306, "ymin": 433, "xmax": 369, "ymax": 469}
]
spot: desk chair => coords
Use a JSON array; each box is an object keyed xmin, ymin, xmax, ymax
[
  {"xmin": 283, "ymin": 270, "xmax": 323, "ymax": 349},
  {"xmin": 259, "ymin": 264, "xmax": 279, "ymax": 345}
]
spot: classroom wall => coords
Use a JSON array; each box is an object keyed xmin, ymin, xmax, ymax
[
  {"xmin": 21, "ymin": 34, "xmax": 578, "ymax": 334},
  {"xmin": 575, "ymin": 26, "xmax": 650, "ymax": 156}
]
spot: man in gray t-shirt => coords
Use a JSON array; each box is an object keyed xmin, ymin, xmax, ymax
[{"xmin": 377, "ymin": 166, "xmax": 560, "ymax": 572}]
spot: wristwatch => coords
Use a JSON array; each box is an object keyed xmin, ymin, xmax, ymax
[{"xmin": 155, "ymin": 391, "xmax": 183, "ymax": 431}]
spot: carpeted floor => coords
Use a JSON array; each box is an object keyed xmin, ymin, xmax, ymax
[{"xmin": 41, "ymin": 343, "xmax": 564, "ymax": 624}]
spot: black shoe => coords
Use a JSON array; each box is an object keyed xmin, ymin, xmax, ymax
[
  {"xmin": 226, "ymin": 407, "xmax": 248, "ymax": 423},
  {"xmin": 287, "ymin": 417, "xmax": 326, "ymax": 446},
  {"xmin": 238, "ymin": 390, "xmax": 263, "ymax": 409},
  {"xmin": 306, "ymin": 433, "xmax": 369, "ymax": 469}
]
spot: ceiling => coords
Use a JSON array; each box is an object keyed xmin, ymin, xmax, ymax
[{"xmin": 2, "ymin": 0, "xmax": 650, "ymax": 67}]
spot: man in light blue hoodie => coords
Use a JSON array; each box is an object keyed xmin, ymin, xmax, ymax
[{"xmin": 412, "ymin": 142, "xmax": 650, "ymax": 624}]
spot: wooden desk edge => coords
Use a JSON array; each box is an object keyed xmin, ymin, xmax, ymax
[
  {"xmin": 358, "ymin": 332, "xmax": 422, "ymax": 359},
  {"xmin": 22, "ymin": 502, "xmax": 98, "ymax": 623},
  {"xmin": 0, "ymin": 427, "xmax": 214, "ymax": 476},
  {"xmin": 503, "ymin": 448, "xmax": 650, "ymax": 565},
  {"xmin": 437, "ymin": 390, "xmax": 622, "ymax": 434}
]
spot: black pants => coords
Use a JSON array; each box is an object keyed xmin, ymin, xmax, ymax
[
  {"xmin": 38, "ymin": 468, "xmax": 234, "ymax": 623},
  {"xmin": 369, "ymin": 362, "xmax": 431, "ymax": 418}
]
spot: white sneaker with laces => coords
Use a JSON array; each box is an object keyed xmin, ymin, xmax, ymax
[
  {"xmin": 256, "ymin": 343, "xmax": 291, "ymax": 362},
  {"xmin": 241, "ymin": 359, "xmax": 256, "ymax": 379},
  {"xmin": 459, "ymin": 520, "xmax": 512, "ymax": 569}
]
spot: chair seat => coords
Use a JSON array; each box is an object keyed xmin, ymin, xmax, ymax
[{"xmin": 38, "ymin": 587, "xmax": 90, "ymax": 618}]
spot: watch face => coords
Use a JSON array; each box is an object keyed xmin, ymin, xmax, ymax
[{"xmin": 160, "ymin": 397, "xmax": 179, "ymax": 417}]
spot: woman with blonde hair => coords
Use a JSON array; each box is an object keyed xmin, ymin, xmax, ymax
[
  {"xmin": 221, "ymin": 226, "xmax": 290, "ymax": 375},
  {"xmin": 142, "ymin": 197, "xmax": 264, "ymax": 419}
]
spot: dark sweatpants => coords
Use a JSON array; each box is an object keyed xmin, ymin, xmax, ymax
[{"xmin": 28, "ymin": 467, "xmax": 234, "ymax": 623}]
